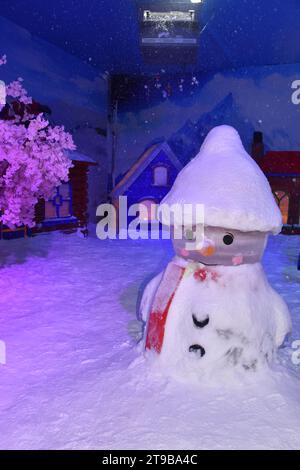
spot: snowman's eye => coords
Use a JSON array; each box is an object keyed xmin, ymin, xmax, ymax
[{"xmin": 223, "ymin": 233, "xmax": 234, "ymax": 245}]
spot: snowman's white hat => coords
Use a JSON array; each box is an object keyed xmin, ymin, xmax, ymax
[{"xmin": 159, "ymin": 125, "xmax": 282, "ymax": 234}]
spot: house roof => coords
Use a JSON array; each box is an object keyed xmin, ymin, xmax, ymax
[
  {"xmin": 111, "ymin": 142, "xmax": 183, "ymax": 198},
  {"xmin": 65, "ymin": 150, "xmax": 97, "ymax": 165},
  {"xmin": 259, "ymin": 151, "xmax": 300, "ymax": 177}
]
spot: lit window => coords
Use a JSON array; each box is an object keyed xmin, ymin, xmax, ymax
[
  {"xmin": 138, "ymin": 200, "xmax": 157, "ymax": 221},
  {"xmin": 45, "ymin": 183, "xmax": 72, "ymax": 219},
  {"xmin": 153, "ymin": 166, "xmax": 168, "ymax": 186},
  {"xmin": 274, "ymin": 191, "xmax": 289, "ymax": 224}
]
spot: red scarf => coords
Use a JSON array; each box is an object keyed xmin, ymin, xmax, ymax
[{"xmin": 145, "ymin": 263, "xmax": 218, "ymax": 353}]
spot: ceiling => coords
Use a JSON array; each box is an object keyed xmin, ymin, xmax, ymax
[{"xmin": 1, "ymin": 0, "xmax": 300, "ymax": 75}]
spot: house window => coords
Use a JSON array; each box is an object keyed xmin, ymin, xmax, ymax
[
  {"xmin": 274, "ymin": 191, "xmax": 289, "ymax": 224},
  {"xmin": 153, "ymin": 166, "xmax": 168, "ymax": 186},
  {"xmin": 138, "ymin": 199, "xmax": 158, "ymax": 221},
  {"xmin": 45, "ymin": 183, "xmax": 72, "ymax": 219}
]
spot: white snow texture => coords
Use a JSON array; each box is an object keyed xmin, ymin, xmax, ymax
[
  {"xmin": 0, "ymin": 232, "xmax": 299, "ymax": 449},
  {"xmin": 160, "ymin": 125, "xmax": 283, "ymax": 234},
  {"xmin": 142, "ymin": 260, "xmax": 291, "ymax": 381}
]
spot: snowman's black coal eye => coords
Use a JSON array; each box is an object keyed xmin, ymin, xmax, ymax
[{"xmin": 223, "ymin": 233, "xmax": 234, "ymax": 245}]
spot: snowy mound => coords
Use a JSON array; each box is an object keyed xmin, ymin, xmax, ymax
[{"xmin": 160, "ymin": 125, "xmax": 282, "ymax": 234}]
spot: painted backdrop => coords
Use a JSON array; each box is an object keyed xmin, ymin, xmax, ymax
[
  {"xmin": 0, "ymin": 15, "xmax": 108, "ymax": 220},
  {"xmin": 114, "ymin": 64, "xmax": 300, "ymax": 176}
]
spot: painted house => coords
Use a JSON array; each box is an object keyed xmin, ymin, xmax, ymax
[
  {"xmin": 259, "ymin": 151, "xmax": 300, "ymax": 234},
  {"xmin": 34, "ymin": 150, "xmax": 97, "ymax": 236},
  {"xmin": 252, "ymin": 132, "xmax": 300, "ymax": 234},
  {"xmin": 0, "ymin": 150, "xmax": 96, "ymax": 240},
  {"xmin": 111, "ymin": 142, "xmax": 182, "ymax": 225},
  {"xmin": 112, "ymin": 129, "xmax": 300, "ymax": 235}
]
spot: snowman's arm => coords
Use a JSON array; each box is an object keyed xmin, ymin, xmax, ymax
[
  {"xmin": 270, "ymin": 289, "xmax": 292, "ymax": 347},
  {"xmin": 139, "ymin": 271, "xmax": 164, "ymax": 323}
]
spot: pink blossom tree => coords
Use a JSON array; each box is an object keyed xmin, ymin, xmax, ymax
[{"xmin": 0, "ymin": 55, "xmax": 75, "ymax": 228}]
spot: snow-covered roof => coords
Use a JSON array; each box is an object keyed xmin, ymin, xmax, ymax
[
  {"xmin": 259, "ymin": 151, "xmax": 300, "ymax": 176},
  {"xmin": 160, "ymin": 125, "xmax": 283, "ymax": 234},
  {"xmin": 111, "ymin": 142, "xmax": 183, "ymax": 198},
  {"xmin": 64, "ymin": 150, "xmax": 97, "ymax": 165}
]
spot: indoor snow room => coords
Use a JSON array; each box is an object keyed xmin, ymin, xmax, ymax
[{"xmin": 0, "ymin": 0, "xmax": 300, "ymax": 456}]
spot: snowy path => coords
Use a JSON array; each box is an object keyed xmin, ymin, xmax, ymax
[{"xmin": 0, "ymin": 231, "xmax": 299, "ymax": 449}]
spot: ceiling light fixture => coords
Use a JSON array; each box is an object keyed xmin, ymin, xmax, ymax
[{"xmin": 143, "ymin": 10, "xmax": 195, "ymax": 22}]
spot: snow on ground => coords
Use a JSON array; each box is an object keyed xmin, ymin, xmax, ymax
[{"xmin": 0, "ymin": 229, "xmax": 299, "ymax": 450}]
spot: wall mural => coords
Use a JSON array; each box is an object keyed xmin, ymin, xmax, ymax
[
  {"xmin": 0, "ymin": 15, "xmax": 108, "ymax": 219},
  {"xmin": 113, "ymin": 64, "xmax": 300, "ymax": 177}
]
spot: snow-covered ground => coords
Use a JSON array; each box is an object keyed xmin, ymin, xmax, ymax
[{"xmin": 0, "ymin": 230, "xmax": 299, "ymax": 450}]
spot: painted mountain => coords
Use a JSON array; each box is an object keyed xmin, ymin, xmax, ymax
[{"xmin": 168, "ymin": 93, "xmax": 256, "ymax": 165}]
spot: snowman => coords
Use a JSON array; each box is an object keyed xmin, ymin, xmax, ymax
[{"xmin": 140, "ymin": 125, "xmax": 291, "ymax": 379}]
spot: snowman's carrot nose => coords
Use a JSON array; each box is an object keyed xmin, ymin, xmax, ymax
[{"xmin": 198, "ymin": 243, "xmax": 215, "ymax": 257}]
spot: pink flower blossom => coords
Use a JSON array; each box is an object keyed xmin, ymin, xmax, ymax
[
  {"xmin": 6, "ymin": 78, "xmax": 32, "ymax": 104},
  {"xmin": 0, "ymin": 55, "xmax": 75, "ymax": 228}
]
